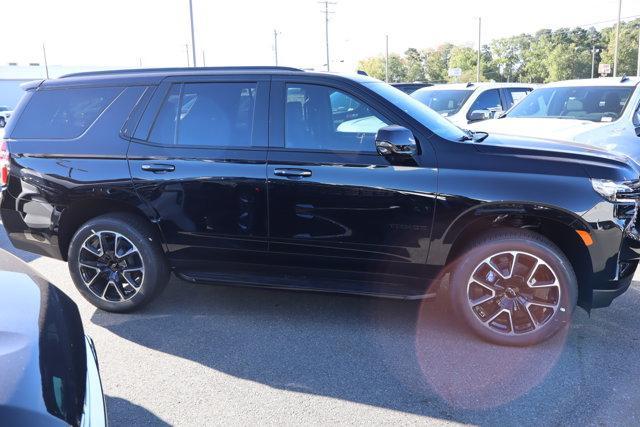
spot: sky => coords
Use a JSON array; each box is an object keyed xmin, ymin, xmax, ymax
[{"xmin": 2, "ymin": 0, "xmax": 640, "ymax": 72}]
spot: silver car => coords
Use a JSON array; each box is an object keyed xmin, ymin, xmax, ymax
[{"xmin": 470, "ymin": 77, "xmax": 640, "ymax": 162}]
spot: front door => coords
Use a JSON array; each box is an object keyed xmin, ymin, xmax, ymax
[
  {"xmin": 266, "ymin": 78, "xmax": 438, "ymax": 293},
  {"xmin": 128, "ymin": 76, "xmax": 270, "ymax": 271}
]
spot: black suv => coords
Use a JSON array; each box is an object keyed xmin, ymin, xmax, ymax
[{"xmin": 2, "ymin": 66, "xmax": 639, "ymax": 346}]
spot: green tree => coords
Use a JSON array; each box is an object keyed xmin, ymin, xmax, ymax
[
  {"xmin": 357, "ymin": 56, "xmax": 386, "ymax": 80},
  {"xmin": 404, "ymin": 48, "xmax": 426, "ymax": 81},
  {"xmin": 601, "ymin": 19, "xmax": 640, "ymax": 76}
]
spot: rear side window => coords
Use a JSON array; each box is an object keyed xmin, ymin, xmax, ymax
[
  {"xmin": 149, "ymin": 82, "xmax": 258, "ymax": 147},
  {"xmin": 12, "ymin": 87, "xmax": 121, "ymax": 139}
]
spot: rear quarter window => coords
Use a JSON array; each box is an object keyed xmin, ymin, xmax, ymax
[{"xmin": 12, "ymin": 86, "xmax": 122, "ymax": 139}]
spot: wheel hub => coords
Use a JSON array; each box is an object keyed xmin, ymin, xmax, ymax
[
  {"xmin": 78, "ymin": 230, "xmax": 145, "ymax": 302},
  {"xmin": 466, "ymin": 250, "xmax": 561, "ymax": 336}
]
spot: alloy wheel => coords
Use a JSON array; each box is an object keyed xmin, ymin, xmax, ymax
[
  {"xmin": 78, "ymin": 230, "xmax": 145, "ymax": 302},
  {"xmin": 466, "ymin": 251, "xmax": 561, "ymax": 335}
]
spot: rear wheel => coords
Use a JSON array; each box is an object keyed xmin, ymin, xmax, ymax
[
  {"xmin": 449, "ymin": 229, "xmax": 577, "ymax": 346},
  {"xmin": 68, "ymin": 213, "xmax": 169, "ymax": 312}
]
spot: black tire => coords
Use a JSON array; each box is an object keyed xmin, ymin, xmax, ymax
[
  {"xmin": 68, "ymin": 213, "xmax": 169, "ymax": 312},
  {"xmin": 449, "ymin": 229, "xmax": 577, "ymax": 346},
  {"xmin": 0, "ymin": 117, "xmax": 5, "ymax": 128}
]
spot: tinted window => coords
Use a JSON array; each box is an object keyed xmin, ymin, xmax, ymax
[
  {"xmin": 285, "ymin": 84, "xmax": 390, "ymax": 152},
  {"xmin": 506, "ymin": 88, "xmax": 531, "ymax": 108},
  {"xmin": 468, "ymin": 89, "xmax": 502, "ymax": 118},
  {"xmin": 12, "ymin": 87, "xmax": 121, "ymax": 139},
  {"xmin": 149, "ymin": 84, "xmax": 180, "ymax": 145},
  {"xmin": 149, "ymin": 82, "xmax": 257, "ymax": 147},
  {"xmin": 412, "ymin": 89, "xmax": 474, "ymax": 116},
  {"xmin": 508, "ymin": 86, "xmax": 634, "ymax": 122}
]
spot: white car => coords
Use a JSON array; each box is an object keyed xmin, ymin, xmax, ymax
[
  {"xmin": 0, "ymin": 106, "xmax": 13, "ymax": 128},
  {"xmin": 469, "ymin": 77, "xmax": 640, "ymax": 162},
  {"xmin": 411, "ymin": 82, "xmax": 535, "ymax": 127}
]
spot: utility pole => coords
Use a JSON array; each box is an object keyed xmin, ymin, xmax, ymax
[
  {"xmin": 273, "ymin": 29, "xmax": 280, "ymax": 66},
  {"xmin": 202, "ymin": 50, "xmax": 206, "ymax": 67},
  {"xmin": 476, "ymin": 17, "xmax": 482, "ymax": 82},
  {"xmin": 613, "ymin": 0, "xmax": 622, "ymax": 77},
  {"xmin": 319, "ymin": 1, "xmax": 336, "ymax": 71},
  {"xmin": 138, "ymin": 57, "xmax": 143, "ymax": 68},
  {"xmin": 591, "ymin": 46, "xmax": 599, "ymax": 78},
  {"xmin": 185, "ymin": 44, "xmax": 190, "ymax": 67},
  {"xmin": 42, "ymin": 43, "xmax": 49, "ymax": 79},
  {"xmin": 637, "ymin": 29, "xmax": 640, "ymax": 77},
  {"xmin": 188, "ymin": 0, "xmax": 197, "ymax": 67},
  {"xmin": 385, "ymin": 35, "xmax": 389, "ymax": 83}
]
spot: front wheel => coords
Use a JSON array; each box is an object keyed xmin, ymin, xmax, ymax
[
  {"xmin": 68, "ymin": 213, "xmax": 169, "ymax": 312},
  {"xmin": 449, "ymin": 229, "xmax": 577, "ymax": 346}
]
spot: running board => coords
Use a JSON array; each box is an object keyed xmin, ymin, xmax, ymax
[{"xmin": 175, "ymin": 270, "xmax": 437, "ymax": 301}]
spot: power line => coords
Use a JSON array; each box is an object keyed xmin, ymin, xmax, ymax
[{"xmin": 318, "ymin": 1, "xmax": 336, "ymax": 71}]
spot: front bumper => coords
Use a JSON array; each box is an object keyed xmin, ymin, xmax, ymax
[{"xmin": 80, "ymin": 336, "xmax": 107, "ymax": 427}]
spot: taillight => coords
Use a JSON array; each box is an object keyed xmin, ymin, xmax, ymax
[{"xmin": 0, "ymin": 140, "xmax": 9, "ymax": 186}]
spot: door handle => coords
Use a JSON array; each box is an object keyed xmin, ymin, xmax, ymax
[
  {"xmin": 141, "ymin": 164, "xmax": 175, "ymax": 173},
  {"xmin": 273, "ymin": 168, "xmax": 312, "ymax": 178}
]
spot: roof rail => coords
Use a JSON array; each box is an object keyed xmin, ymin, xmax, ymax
[{"xmin": 60, "ymin": 66, "xmax": 304, "ymax": 79}]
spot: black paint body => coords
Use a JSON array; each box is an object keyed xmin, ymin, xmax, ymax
[{"xmin": 2, "ymin": 68, "xmax": 640, "ymax": 309}]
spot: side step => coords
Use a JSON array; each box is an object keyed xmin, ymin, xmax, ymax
[{"xmin": 175, "ymin": 269, "xmax": 437, "ymax": 301}]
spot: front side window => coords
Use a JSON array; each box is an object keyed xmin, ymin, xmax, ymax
[
  {"xmin": 468, "ymin": 89, "xmax": 502, "ymax": 118},
  {"xmin": 149, "ymin": 82, "xmax": 257, "ymax": 147},
  {"xmin": 508, "ymin": 86, "xmax": 634, "ymax": 122},
  {"xmin": 12, "ymin": 87, "xmax": 122, "ymax": 139},
  {"xmin": 285, "ymin": 84, "xmax": 390, "ymax": 152}
]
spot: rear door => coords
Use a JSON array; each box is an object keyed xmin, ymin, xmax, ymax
[
  {"xmin": 266, "ymin": 77, "xmax": 438, "ymax": 294},
  {"xmin": 128, "ymin": 75, "xmax": 270, "ymax": 272}
]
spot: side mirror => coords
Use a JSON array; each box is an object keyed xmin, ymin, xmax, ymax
[
  {"xmin": 375, "ymin": 125, "xmax": 417, "ymax": 156},
  {"xmin": 469, "ymin": 109, "xmax": 492, "ymax": 122}
]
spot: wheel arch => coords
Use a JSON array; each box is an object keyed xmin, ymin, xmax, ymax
[
  {"xmin": 441, "ymin": 202, "xmax": 594, "ymax": 308},
  {"xmin": 57, "ymin": 197, "xmax": 164, "ymax": 261}
]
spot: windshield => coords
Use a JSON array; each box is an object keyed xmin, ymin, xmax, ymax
[
  {"xmin": 365, "ymin": 82, "xmax": 467, "ymax": 141},
  {"xmin": 507, "ymin": 86, "xmax": 634, "ymax": 122},
  {"xmin": 412, "ymin": 89, "xmax": 474, "ymax": 116}
]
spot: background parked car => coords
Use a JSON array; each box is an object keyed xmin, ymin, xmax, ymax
[
  {"xmin": 0, "ymin": 250, "xmax": 107, "ymax": 427},
  {"xmin": 0, "ymin": 106, "xmax": 13, "ymax": 128},
  {"xmin": 469, "ymin": 77, "xmax": 640, "ymax": 162},
  {"xmin": 390, "ymin": 82, "xmax": 432, "ymax": 94},
  {"xmin": 412, "ymin": 82, "xmax": 535, "ymax": 127}
]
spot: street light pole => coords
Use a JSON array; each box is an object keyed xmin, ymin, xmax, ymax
[
  {"xmin": 274, "ymin": 29, "xmax": 280, "ymax": 66},
  {"xmin": 477, "ymin": 17, "xmax": 482, "ymax": 82},
  {"xmin": 385, "ymin": 35, "xmax": 389, "ymax": 83},
  {"xmin": 188, "ymin": 0, "xmax": 197, "ymax": 67},
  {"xmin": 591, "ymin": 46, "xmax": 597, "ymax": 78},
  {"xmin": 613, "ymin": 0, "xmax": 622, "ymax": 77},
  {"xmin": 42, "ymin": 43, "xmax": 49, "ymax": 79}
]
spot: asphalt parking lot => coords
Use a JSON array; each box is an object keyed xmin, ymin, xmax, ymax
[{"xmin": 2, "ymin": 225, "xmax": 640, "ymax": 426}]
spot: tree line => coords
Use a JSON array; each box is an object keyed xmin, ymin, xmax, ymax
[{"xmin": 357, "ymin": 19, "xmax": 640, "ymax": 83}]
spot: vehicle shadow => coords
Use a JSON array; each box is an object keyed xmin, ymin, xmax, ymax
[
  {"xmin": 0, "ymin": 222, "xmax": 41, "ymax": 263},
  {"xmin": 106, "ymin": 396, "xmax": 169, "ymax": 426},
  {"xmin": 92, "ymin": 277, "xmax": 640, "ymax": 425}
]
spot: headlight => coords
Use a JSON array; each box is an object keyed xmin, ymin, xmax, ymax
[{"xmin": 591, "ymin": 179, "xmax": 634, "ymax": 202}]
